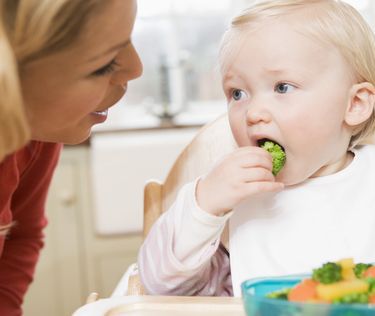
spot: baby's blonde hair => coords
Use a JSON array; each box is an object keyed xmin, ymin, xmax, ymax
[
  {"xmin": 220, "ymin": 0, "xmax": 375, "ymax": 147},
  {"xmin": 0, "ymin": 0, "xmax": 102, "ymax": 162}
]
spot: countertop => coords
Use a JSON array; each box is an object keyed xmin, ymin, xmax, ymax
[{"xmin": 91, "ymin": 101, "xmax": 227, "ymax": 133}]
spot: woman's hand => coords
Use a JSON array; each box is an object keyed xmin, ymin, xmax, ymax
[{"xmin": 196, "ymin": 146, "xmax": 284, "ymax": 216}]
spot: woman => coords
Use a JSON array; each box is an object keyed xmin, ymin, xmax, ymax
[{"xmin": 0, "ymin": 0, "xmax": 142, "ymax": 314}]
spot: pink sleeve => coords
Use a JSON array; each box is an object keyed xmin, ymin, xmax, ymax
[{"xmin": 137, "ymin": 181, "xmax": 233, "ymax": 296}]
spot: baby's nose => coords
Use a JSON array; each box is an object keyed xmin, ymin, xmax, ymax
[{"xmin": 246, "ymin": 103, "xmax": 272, "ymax": 125}]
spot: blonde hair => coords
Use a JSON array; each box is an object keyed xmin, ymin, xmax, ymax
[
  {"xmin": 220, "ymin": 0, "xmax": 375, "ymax": 147},
  {"xmin": 0, "ymin": 0, "xmax": 103, "ymax": 162},
  {"xmin": 0, "ymin": 0, "xmax": 104, "ymax": 233}
]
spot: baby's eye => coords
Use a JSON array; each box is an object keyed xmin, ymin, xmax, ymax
[
  {"xmin": 275, "ymin": 83, "xmax": 295, "ymax": 94},
  {"xmin": 231, "ymin": 89, "xmax": 246, "ymax": 101}
]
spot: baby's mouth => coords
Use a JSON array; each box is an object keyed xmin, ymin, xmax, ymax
[
  {"xmin": 257, "ymin": 138, "xmax": 285, "ymax": 152},
  {"xmin": 257, "ymin": 138, "xmax": 286, "ymax": 176}
]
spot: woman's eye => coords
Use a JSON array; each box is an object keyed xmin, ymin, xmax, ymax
[
  {"xmin": 231, "ymin": 89, "xmax": 246, "ymax": 101},
  {"xmin": 92, "ymin": 60, "xmax": 118, "ymax": 77},
  {"xmin": 275, "ymin": 82, "xmax": 294, "ymax": 94}
]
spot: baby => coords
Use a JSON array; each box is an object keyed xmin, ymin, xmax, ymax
[{"xmin": 138, "ymin": 0, "xmax": 375, "ymax": 296}]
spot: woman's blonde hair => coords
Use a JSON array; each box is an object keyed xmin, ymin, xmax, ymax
[
  {"xmin": 220, "ymin": 0, "xmax": 375, "ymax": 147},
  {"xmin": 0, "ymin": 0, "xmax": 103, "ymax": 162},
  {"xmin": 0, "ymin": 0, "xmax": 104, "ymax": 233}
]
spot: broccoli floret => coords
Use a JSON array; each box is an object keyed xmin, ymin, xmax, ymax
[
  {"xmin": 366, "ymin": 277, "xmax": 375, "ymax": 294},
  {"xmin": 333, "ymin": 292, "xmax": 369, "ymax": 304},
  {"xmin": 354, "ymin": 263, "xmax": 373, "ymax": 278},
  {"xmin": 312, "ymin": 262, "xmax": 342, "ymax": 284},
  {"xmin": 260, "ymin": 141, "xmax": 286, "ymax": 175},
  {"xmin": 266, "ymin": 287, "xmax": 291, "ymax": 300}
]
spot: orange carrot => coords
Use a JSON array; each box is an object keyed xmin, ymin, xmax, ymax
[
  {"xmin": 288, "ymin": 279, "xmax": 318, "ymax": 302},
  {"xmin": 369, "ymin": 295, "xmax": 375, "ymax": 304},
  {"xmin": 363, "ymin": 266, "xmax": 375, "ymax": 278}
]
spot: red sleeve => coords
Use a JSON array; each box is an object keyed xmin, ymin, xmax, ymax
[{"xmin": 0, "ymin": 142, "xmax": 62, "ymax": 316}]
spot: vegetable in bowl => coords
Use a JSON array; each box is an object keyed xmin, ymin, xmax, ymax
[
  {"xmin": 266, "ymin": 258, "xmax": 375, "ymax": 304},
  {"xmin": 241, "ymin": 258, "xmax": 375, "ymax": 316}
]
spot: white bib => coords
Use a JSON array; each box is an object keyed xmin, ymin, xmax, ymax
[{"xmin": 229, "ymin": 145, "xmax": 375, "ymax": 296}]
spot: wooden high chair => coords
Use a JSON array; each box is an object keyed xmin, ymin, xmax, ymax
[{"xmin": 110, "ymin": 113, "xmax": 237, "ymax": 297}]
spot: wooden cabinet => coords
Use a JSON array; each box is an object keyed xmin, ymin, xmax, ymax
[{"xmin": 23, "ymin": 127, "xmax": 199, "ymax": 315}]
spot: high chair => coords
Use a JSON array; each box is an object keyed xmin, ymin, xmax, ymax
[
  {"xmin": 111, "ymin": 113, "xmax": 237, "ymax": 297},
  {"xmin": 86, "ymin": 120, "xmax": 375, "ymax": 304}
]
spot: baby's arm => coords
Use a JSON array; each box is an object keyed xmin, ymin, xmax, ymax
[
  {"xmin": 138, "ymin": 146, "xmax": 282, "ymax": 296},
  {"xmin": 138, "ymin": 180, "xmax": 232, "ymax": 296}
]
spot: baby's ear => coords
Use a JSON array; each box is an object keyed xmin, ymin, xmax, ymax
[{"xmin": 345, "ymin": 82, "xmax": 375, "ymax": 126}]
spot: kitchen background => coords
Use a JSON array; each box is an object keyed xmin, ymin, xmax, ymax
[{"xmin": 23, "ymin": 1, "xmax": 375, "ymax": 315}]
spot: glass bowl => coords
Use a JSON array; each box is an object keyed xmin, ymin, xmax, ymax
[{"xmin": 241, "ymin": 274, "xmax": 375, "ymax": 316}]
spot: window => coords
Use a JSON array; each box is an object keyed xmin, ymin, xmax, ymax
[
  {"xmin": 116, "ymin": 0, "xmax": 248, "ymax": 121},
  {"xmin": 112, "ymin": 0, "xmax": 375, "ymax": 124}
]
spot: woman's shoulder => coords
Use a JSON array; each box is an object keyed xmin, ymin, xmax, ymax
[
  {"xmin": 0, "ymin": 141, "xmax": 62, "ymax": 175},
  {"xmin": 27, "ymin": 141, "xmax": 62, "ymax": 156},
  {"xmin": 24, "ymin": 141, "xmax": 63, "ymax": 170}
]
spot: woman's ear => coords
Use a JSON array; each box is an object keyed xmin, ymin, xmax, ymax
[{"xmin": 345, "ymin": 82, "xmax": 375, "ymax": 127}]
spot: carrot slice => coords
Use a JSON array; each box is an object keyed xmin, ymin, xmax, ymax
[
  {"xmin": 288, "ymin": 279, "xmax": 318, "ymax": 302},
  {"xmin": 363, "ymin": 266, "xmax": 375, "ymax": 278}
]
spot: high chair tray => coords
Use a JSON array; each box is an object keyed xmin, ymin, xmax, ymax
[{"xmin": 73, "ymin": 296, "xmax": 245, "ymax": 316}]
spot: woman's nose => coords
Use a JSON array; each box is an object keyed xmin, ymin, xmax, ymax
[{"xmin": 110, "ymin": 43, "xmax": 143, "ymax": 87}]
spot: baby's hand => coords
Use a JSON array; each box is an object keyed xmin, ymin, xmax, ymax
[{"xmin": 196, "ymin": 146, "xmax": 284, "ymax": 216}]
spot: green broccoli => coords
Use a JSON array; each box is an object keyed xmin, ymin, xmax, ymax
[
  {"xmin": 312, "ymin": 262, "xmax": 342, "ymax": 284},
  {"xmin": 333, "ymin": 292, "xmax": 369, "ymax": 304},
  {"xmin": 266, "ymin": 287, "xmax": 291, "ymax": 300},
  {"xmin": 366, "ymin": 277, "xmax": 375, "ymax": 294},
  {"xmin": 353, "ymin": 263, "xmax": 373, "ymax": 278},
  {"xmin": 260, "ymin": 141, "xmax": 286, "ymax": 176}
]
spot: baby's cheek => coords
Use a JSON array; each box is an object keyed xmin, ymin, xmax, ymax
[
  {"xmin": 228, "ymin": 113, "xmax": 249, "ymax": 146},
  {"xmin": 230, "ymin": 126, "xmax": 247, "ymax": 147}
]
